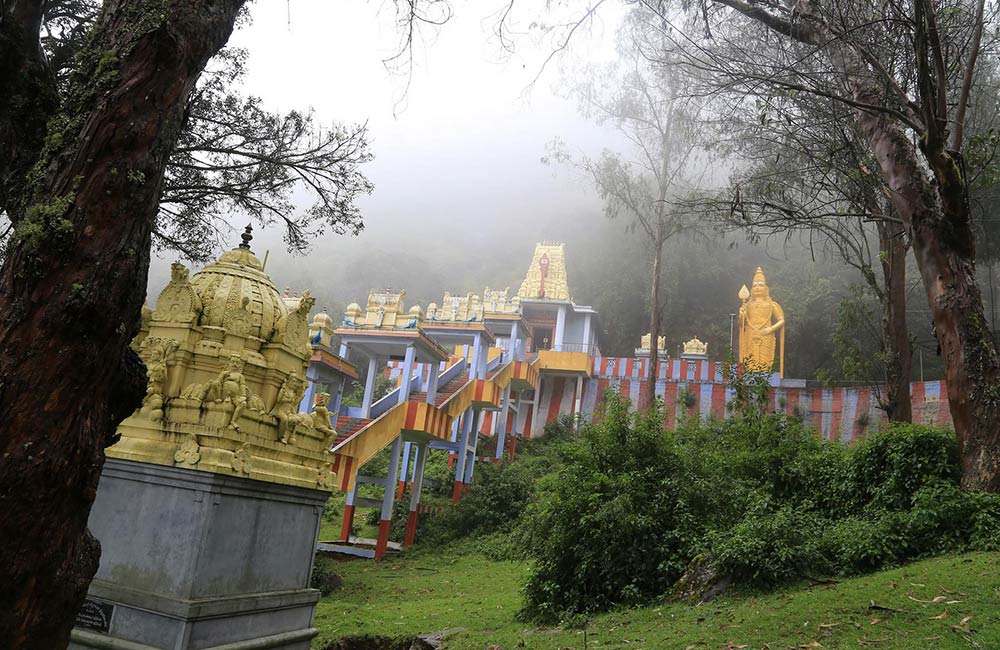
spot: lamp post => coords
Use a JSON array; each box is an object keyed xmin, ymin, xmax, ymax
[{"xmin": 729, "ymin": 313, "xmax": 736, "ymax": 357}]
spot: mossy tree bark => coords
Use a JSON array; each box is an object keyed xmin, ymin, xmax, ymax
[{"xmin": 0, "ymin": 0, "xmax": 245, "ymax": 647}]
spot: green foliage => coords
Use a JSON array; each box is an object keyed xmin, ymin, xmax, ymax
[
  {"xmin": 341, "ymin": 373, "xmax": 393, "ymax": 409},
  {"xmin": 417, "ymin": 454, "xmax": 540, "ymax": 547},
  {"xmin": 816, "ymin": 285, "xmax": 883, "ymax": 389},
  {"xmin": 421, "ymin": 448, "xmax": 456, "ymax": 498},
  {"xmin": 849, "ymin": 424, "xmax": 961, "ymax": 511},
  {"xmin": 519, "ymin": 396, "xmax": 692, "ymax": 621},
  {"xmin": 511, "ymin": 387, "xmax": 1000, "ymax": 623},
  {"xmin": 15, "ymin": 193, "xmax": 75, "ymax": 255}
]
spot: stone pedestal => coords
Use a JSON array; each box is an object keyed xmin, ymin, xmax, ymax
[{"xmin": 69, "ymin": 458, "xmax": 326, "ymax": 650}]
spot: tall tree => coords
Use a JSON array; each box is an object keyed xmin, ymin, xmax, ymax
[
  {"xmin": 0, "ymin": 1, "xmax": 373, "ymax": 263},
  {"xmin": 0, "ymin": 1, "xmax": 247, "ymax": 646},
  {"xmin": 710, "ymin": 90, "xmax": 914, "ymax": 420},
  {"xmin": 631, "ymin": 0, "xmax": 1000, "ymax": 489},
  {"xmin": 0, "ymin": 2, "xmax": 447, "ymax": 643},
  {"xmin": 547, "ymin": 13, "xmax": 708, "ymax": 410}
]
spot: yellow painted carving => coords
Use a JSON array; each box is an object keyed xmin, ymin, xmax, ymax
[
  {"xmin": 109, "ymin": 241, "xmax": 337, "ymax": 491},
  {"xmin": 481, "ymin": 286, "xmax": 519, "ymax": 314},
  {"xmin": 738, "ymin": 267, "xmax": 786, "ymax": 376},
  {"xmin": 429, "ymin": 292, "xmax": 483, "ymax": 322},
  {"xmin": 342, "ymin": 289, "xmax": 420, "ymax": 330},
  {"xmin": 683, "ymin": 337, "xmax": 708, "ymax": 356},
  {"xmin": 639, "ymin": 333, "xmax": 666, "ymax": 351},
  {"xmin": 270, "ymin": 372, "xmax": 312, "ymax": 444},
  {"xmin": 517, "ymin": 242, "xmax": 571, "ymax": 301},
  {"xmin": 173, "ymin": 434, "xmax": 201, "ymax": 466},
  {"xmin": 311, "ymin": 392, "xmax": 337, "ymax": 451}
]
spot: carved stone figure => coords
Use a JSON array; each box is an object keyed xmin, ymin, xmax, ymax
[
  {"xmin": 152, "ymin": 262, "xmax": 202, "ymax": 323},
  {"xmin": 738, "ymin": 267, "xmax": 786, "ymax": 375},
  {"xmin": 231, "ymin": 443, "xmax": 253, "ymax": 474},
  {"xmin": 174, "ymin": 434, "xmax": 201, "ymax": 466},
  {"xmin": 273, "ymin": 290, "xmax": 316, "ymax": 352},
  {"xmin": 216, "ymin": 355, "xmax": 250, "ymax": 430},
  {"xmin": 271, "ymin": 372, "xmax": 312, "ymax": 444},
  {"xmin": 311, "ymin": 392, "xmax": 337, "ymax": 451},
  {"xmin": 180, "ymin": 355, "xmax": 254, "ymax": 430},
  {"xmin": 140, "ymin": 337, "xmax": 179, "ymax": 421}
]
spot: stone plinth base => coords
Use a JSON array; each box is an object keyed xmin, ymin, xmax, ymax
[{"xmin": 69, "ymin": 458, "xmax": 327, "ymax": 650}]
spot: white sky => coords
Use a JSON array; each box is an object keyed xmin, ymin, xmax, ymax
[{"xmin": 149, "ymin": 1, "xmax": 629, "ymax": 307}]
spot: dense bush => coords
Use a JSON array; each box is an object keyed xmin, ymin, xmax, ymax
[
  {"xmin": 411, "ymin": 416, "xmax": 577, "ymax": 549},
  {"xmin": 515, "ymin": 389, "xmax": 1000, "ymax": 623},
  {"xmin": 520, "ymin": 399, "xmax": 694, "ymax": 620},
  {"xmin": 416, "ymin": 452, "xmax": 540, "ymax": 545}
]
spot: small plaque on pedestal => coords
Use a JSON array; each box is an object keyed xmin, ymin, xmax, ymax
[{"xmin": 75, "ymin": 599, "xmax": 114, "ymax": 633}]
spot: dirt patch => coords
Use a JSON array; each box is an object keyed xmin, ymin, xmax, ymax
[{"xmin": 320, "ymin": 634, "xmax": 436, "ymax": 650}]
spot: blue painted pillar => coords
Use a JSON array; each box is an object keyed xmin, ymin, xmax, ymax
[
  {"xmin": 375, "ymin": 436, "xmax": 403, "ymax": 560},
  {"xmin": 362, "ymin": 356, "xmax": 378, "ymax": 418},
  {"xmin": 495, "ymin": 384, "xmax": 511, "ymax": 460},
  {"xmin": 398, "ymin": 344, "xmax": 416, "ymax": 404},
  {"xmin": 404, "ymin": 443, "xmax": 428, "ymax": 547},
  {"xmin": 554, "ymin": 305, "xmax": 567, "ymax": 351},
  {"xmin": 425, "ymin": 361, "xmax": 440, "ymax": 405},
  {"xmin": 453, "ymin": 407, "xmax": 474, "ymax": 502},
  {"xmin": 299, "ymin": 364, "xmax": 320, "ymax": 413}
]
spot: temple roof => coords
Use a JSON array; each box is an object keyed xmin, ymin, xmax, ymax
[
  {"xmin": 189, "ymin": 245, "xmax": 289, "ymax": 342},
  {"xmin": 516, "ymin": 241, "xmax": 571, "ymax": 302}
]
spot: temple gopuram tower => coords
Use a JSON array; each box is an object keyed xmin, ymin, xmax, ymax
[
  {"xmin": 71, "ymin": 228, "xmax": 334, "ymax": 650},
  {"xmin": 515, "ymin": 242, "xmax": 600, "ymax": 435}
]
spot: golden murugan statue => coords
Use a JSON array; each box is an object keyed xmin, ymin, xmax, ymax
[{"xmin": 738, "ymin": 267, "xmax": 785, "ymax": 376}]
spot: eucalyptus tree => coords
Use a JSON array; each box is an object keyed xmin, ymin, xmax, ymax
[
  {"xmin": 700, "ymin": 84, "xmax": 915, "ymax": 421},
  {"xmin": 547, "ymin": 10, "xmax": 710, "ymax": 410},
  {"xmin": 623, "ymin": 0, "xmax": 1000, "ymax": 489}
]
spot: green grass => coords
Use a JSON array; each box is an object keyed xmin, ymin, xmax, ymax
[
  {"xmin": 313, "ymin": 551, "xmax": 1000, "ymax": 649},
  {"xmin": 312, "ymin": 550, "xmax": 530, "ymax": 647}
]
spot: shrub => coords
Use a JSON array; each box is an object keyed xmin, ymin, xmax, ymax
[
  {"xmin": 515, "ymin": 388, "xmax": 1000, "ymax": 623},
  {"xmin": 848, "ymin": 424, "xmax": 960, "ymax": 512},
  {"xmin": 417, "ymin": 456, "xmax": 537, "ymax": 545},
  {"xmin": 708, "ymin": 500, "xmax": 828, "ymax": 586},
  {"xmin": 519, "ymin": 395, "xmax": 693, "ymax": 621}
]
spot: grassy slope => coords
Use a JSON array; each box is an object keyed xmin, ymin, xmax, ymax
[{"xmin": 314, "ymin": 551, "xmax": 1000, "ymax": 649}]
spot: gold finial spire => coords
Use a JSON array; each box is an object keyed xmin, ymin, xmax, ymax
[{"xmin": 238, "ymin": 224, "xmax": 253, "ymax": 250}]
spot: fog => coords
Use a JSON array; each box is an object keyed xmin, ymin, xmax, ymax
[
  {"xmin": 143, "ymin": 2, "xmax": 943, "ymax": 378},
  {"xmin": 148, "ymin": 1, "xmax": 630, "ymax": 313}
]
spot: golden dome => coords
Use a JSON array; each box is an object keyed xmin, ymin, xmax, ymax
[
  {"xmin": 312, "ymin": 307, "xmax": 334, "ymax": 329},
  {"xmin": 189, "ymin": 230, "xmax": 288, "ymax": 341}
]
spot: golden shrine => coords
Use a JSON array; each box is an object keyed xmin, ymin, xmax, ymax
[
  {"xmin": 482, "ymin": 286, "xmax": 520, "ymax": 314},
  {"xmin": 344, "ymin": 289, "xmax": 423, "ymax": 329},
  {"xmin": 517, "ymin": 242, "xmax": 571, "ymax": 301},
  {"xmin": 428, "ymin": 291, "xmax": 483, "ymax": 322},
  {"xmin": 738, "ymin": 266, "xmax": 786, "ymax": 376},
  {"xmin": 683, "ymin": 337, "xmax": 708, "ymax": 356},
  {"xmin": 641, "ymin": 333, "xmax": 666, "ymax": 350},
  {"xmin": 109, "ymin": 227, "xmax": 338, "ymax": 490}
]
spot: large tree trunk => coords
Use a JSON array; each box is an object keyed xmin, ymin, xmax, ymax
[
  {"xmin": 0, "ymin": 1, "xmax": 245, "ymax": 647},
  {"xmin": 877, "ymin": 219, "xmax": 912, "ymax": 422},
  {"xmin": 715, "ymin": 0, "xmax": 1000, "ymax": 492},
  {"xmin": 0, "ymin": 0, "xmax": 58, "ymax": 214},
  {"xmin": 847, "ymin": 75, "xmax": 1000, "ymax": 491},
  {"xmin": 644, "ymin": 239, "xmax": 663, "ymax": 411}
]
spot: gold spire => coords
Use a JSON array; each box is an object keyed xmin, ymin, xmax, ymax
[{"xmin": 517, "ymin": 242, "xmax": 571, "ymax": 301}]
